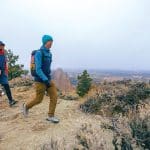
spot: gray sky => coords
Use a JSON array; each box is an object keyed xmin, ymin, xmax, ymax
[{"xmin": 0, "ymin": 0, "xmax": 150, "ymax": 71}]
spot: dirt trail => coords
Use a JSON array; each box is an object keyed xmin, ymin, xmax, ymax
[{"xmin": 0, "ymin": 87, "xmax": 114, "ymax": 150}]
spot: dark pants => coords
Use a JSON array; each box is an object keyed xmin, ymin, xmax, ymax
[{"xmin": 1, "ymin": 84, "xmax": 13, "ymax": 103}]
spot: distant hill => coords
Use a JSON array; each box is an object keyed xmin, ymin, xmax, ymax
[{"xmin": 65, "ymin": 69, "xmax": 150, "ymax": 84}]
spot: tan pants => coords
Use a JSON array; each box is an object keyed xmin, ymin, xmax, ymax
[{"xmin": 26, "ymin": 80, "xmax": 57, "ymax": 117}]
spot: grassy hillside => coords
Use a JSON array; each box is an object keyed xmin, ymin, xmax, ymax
[{"xmin": 0, "ymin": 78, "xmax": 149, "ymax": 150}]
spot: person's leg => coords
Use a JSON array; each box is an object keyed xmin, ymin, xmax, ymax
[
  {"xmin": 2, "ymin": 83, "xmax": 13, "ymax": 103},
  {"xmin": 1, "ymin": 83, "xmax": 18, "ymax": 106},
  {"xmin": 26, "ymin": 82, "xmax": 46, "ymax": 110},
  {"xmin": 47, "ymin": 81, "xmax": 58, "ymax": 117}
]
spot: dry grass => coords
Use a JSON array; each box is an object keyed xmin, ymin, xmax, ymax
[{"xmin": 0, "ymin": 79, "xmax": 150, "ymax": 150}]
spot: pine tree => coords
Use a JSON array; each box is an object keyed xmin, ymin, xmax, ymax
[
  {"xmin": 76, "ymin": 70, "xmax": 92, "ymax": 97},
  {"xmin": 5, "ymin": 49, "xmax": 28, "ymax": 80}
]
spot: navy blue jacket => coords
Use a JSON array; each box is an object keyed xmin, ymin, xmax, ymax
[
  {"xmin": 34, "ymin": 46, "xmax": 52, "ymax": 83},
  {"xmin": 0, "ymin": 51, "xmax": 8, "ymax": 84}
]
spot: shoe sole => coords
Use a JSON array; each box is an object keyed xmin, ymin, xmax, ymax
[{"xmin": 46, "ymin": 118, "xmax": 59, "ymax": 123}]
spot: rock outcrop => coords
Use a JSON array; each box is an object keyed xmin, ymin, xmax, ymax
[{"xmin": 52, "ymin": 68, "xmax": 74, "ymax": 92}]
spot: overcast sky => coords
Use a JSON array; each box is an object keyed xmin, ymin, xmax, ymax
[{"xmin": 0, "ymin": 0, "xmax": 150, "ymax": 71}]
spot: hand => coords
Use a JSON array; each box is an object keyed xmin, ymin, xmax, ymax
[{"xmin": 44, "ymin": 80, "xmax": 50, "ymax": 88}]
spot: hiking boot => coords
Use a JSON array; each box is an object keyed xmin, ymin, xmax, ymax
[
  {"xmin": 22, "ymin": 103, "xmax": 29, "ymax": 117},
  {"xmin": 9, "ymin": 100, "xmax": 18, "ymax": 107},
  {"xmin": 46, "ymin": 116, "xmax": 60, "ymax": 123}
]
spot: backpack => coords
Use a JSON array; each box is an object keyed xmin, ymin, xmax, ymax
[{"xmin": 30, "ymin": 50, "xmax": 44, "ymax": 77}]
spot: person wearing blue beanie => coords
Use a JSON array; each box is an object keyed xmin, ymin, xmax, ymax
[
  {"xmin": 23, "ymin": 35, "xmax": 59, "ymax": 124},
  {"xmin": 42, "ymin": 35, "xmax": 53, "ymax": 45}
]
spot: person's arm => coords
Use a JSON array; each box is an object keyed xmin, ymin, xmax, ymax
[{"xmin": 35, "ymin": 51, "xmax": 48, "ymax": 82}]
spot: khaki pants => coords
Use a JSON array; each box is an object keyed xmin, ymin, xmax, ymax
[{"xmin": 26, "ymin": 80, "xmax": 57, "ymax": 117}]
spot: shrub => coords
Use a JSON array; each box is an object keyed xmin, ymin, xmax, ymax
[
  {"xmin": 130, "ymin": 116, "xmax": 150, "ymax": 149},
  {"xmin": 117, "ymin": 82, "xmax": 150, "ymax": 105},
  {"xmin": 81, "ymin": 82, "xmax": 150, "ymax": 116},
  {"xmin": 80, "ymin": 93, "xmax": 112, "ymax": 113}
]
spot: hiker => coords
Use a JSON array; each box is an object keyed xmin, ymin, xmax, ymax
[
  {"xmin": 22, "ymin": 35, "xmax": 59, "ymax": 123},
  {"xmin": 0, "ymin": 41, "xmax": 18, "ymax": 106}
]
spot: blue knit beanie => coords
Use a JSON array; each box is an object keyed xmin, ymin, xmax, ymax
[{"xmin": 42, "ymin": 35, "xmax": 53, "ymax": 45}]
